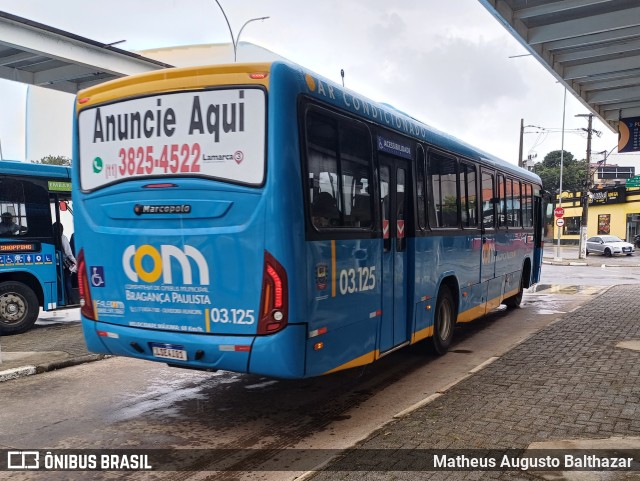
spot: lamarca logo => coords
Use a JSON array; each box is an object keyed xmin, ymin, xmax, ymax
[{"xmin": 123, "ymin": 244, "xmax": 209, "ymax": 285}]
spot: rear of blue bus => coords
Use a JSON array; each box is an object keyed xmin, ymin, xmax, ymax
[{"xmin": 74, "ymin": 62, "xmax": 308, "ymax": 378}]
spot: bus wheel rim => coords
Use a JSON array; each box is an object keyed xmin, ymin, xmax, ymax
[{"xmin": 0, "ymin": 293, "xmax": 26, "ymax": 323}]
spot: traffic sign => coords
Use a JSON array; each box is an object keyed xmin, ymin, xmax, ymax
[
  {"xmin": 556, "ymin": 218, "xmax": 565, "ymax": 227},
  {"xmin": 626, "ymin": 175, "xmax": 640, "ymax": 187},
  {"xmin": 554, "ymin": 207, "xmax": 565, "ymax": 218}
]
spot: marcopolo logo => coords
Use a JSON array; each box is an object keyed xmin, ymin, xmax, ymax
[{"xmin": 123, "ymin": 245, "xmax": 209, "ymax": 285}]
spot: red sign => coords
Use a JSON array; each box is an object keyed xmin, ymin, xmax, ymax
[
  {"xmin": 554, "ymin": 207, "xmax": 565, "ymax": 218},
  {"xmin": 397, "ymin": 220, "xmax": 405, "ymax": 238},
  {"xmin": 382, "ymin": 219, "xmax": 389, "ymax": 239}
]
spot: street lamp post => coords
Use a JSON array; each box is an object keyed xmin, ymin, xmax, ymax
[
  {"xmin": 555, "ymin": 87, "xmax": 567, "ymax": 261},
  {"xmin": 234, "ymin": 17, "xmax": 270, "ymax": 62},
  {"xmin": 213, "ymin": 0, "xmax": 269, "ymax": 62}
]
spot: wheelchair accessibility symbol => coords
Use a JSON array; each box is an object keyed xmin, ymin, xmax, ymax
[{"xmin": 90, "ymin": 266, "xmax": 106, "ymax": 287}]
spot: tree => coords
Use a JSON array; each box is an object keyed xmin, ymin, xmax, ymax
[
  {"xmin": 532, "ymin": 150, "xmax": 586, "ymax": 194},
  {"xmin": 32, "ymin": 155, "xmax": 71, "ymax": 166}
]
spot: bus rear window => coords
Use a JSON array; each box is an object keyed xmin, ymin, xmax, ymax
[{"xmin": 78, "ymin": 88, "xmax": 266, "ymax": 190}]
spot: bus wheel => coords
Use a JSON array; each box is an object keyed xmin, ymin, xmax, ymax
[
  {"xmin": 431, "ymin": 286, "xmax": 455, "ymax": 355},
  {"xmin": 504, "ymin": 275, "xmax": 524, "ymax": 309},
  {"xmin": 0, "ymin": 282, "xmax": 39, "ymax": 335}
]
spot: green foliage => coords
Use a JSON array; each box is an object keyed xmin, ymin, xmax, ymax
[
  {"xmin": 32, "ymin": 155, "xmax": 71, "ymax": 166},
  {"xmin": 532, "ymin": 150, "xmax": 587, "ymax": 193},
  {"xmin": 538, "ymin": 150, "xmax": 575, "ymax": 168}
]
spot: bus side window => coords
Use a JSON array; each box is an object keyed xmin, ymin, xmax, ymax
[
  {"xmin": 428, "ymin": 153, "xmax": 458, "ymax": 228},
  {"xmin": 523, "ymin": 184, "xmax": 533, "ymax": 227},
  {"xmin": 0, "ymin": 177, "xmax": 27, "ymax": 237},
  {"xmin": 305, "ymin": 107, "xmax": 373, "ymax": 231},
  {"xmin": 512, "ymin": 180, "xmax": 522, "ymax": 227},
  {"xmin": 416, "ymin": 146, "xmax": 426, "ymax": 229},
  {"xmin": 460, "ymin": 163, "xmax": 478, "ymax": 228},
  {"xmin": 306, "ymin": 111, "xmax": 341, "ymax": 229},
  {"xmin": 0, "ymin": 177, "xmax": 50, "ymax": 238},
  {"xmin": 351, "ymin": 180, "xmax": 371, "ymax": 227},
  {"xmin": 380, "ymin": 166, "xmax": 390, "ymax": 251},
  {"xmin": 481, "ymin": 172, "xmax": 495, "ymax": 229},
  {"xmin": 497, "ymin": 175, "xmax": 507, "ymax": 228},
  {"xmin": 340, "ymin": 122, "xmax": 372, "ymax": 228},
  {"xmin": 312, "ymin": 191, "xmax": 341, "ymax": 227}
]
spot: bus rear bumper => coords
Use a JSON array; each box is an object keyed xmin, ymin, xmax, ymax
[
  {"xmin": 81, "ymin": 320, "xmax": 307, "ymax": 377},
  {"xmin": 82, "ymin": 319, "xmax": 252, "ymax": 373}
]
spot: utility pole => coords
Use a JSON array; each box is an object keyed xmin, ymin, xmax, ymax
[
  {"xmin": 518, "ymin": 118, "xmax": 524, "ymax": 168},
  {"xmin": 554, "ymin": 87, "xmax": 567, "ymax": 261},
  {"xmin": 577, "ymin": 113, "xmax": 593, "ymax": 259}
]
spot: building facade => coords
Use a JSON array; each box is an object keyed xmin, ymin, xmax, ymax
[{"xmin": 552, "ymin": 185, "xmax": 640, "ymax": 244}]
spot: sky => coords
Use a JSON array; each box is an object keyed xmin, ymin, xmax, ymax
[{"xmin": 0, "ymin": 0, "xmax": 635, "ymax": 168}]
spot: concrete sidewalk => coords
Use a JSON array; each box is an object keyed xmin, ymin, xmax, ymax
[
  {"xmin": 309, "ymin": 284, "xmax": 640, "ymax": 480},
  {"xmin": 0, "ymin": 308, "xmax": 104, "ymax": 382}
]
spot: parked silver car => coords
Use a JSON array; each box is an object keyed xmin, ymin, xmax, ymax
[{"xmin": 586, "ymin": 235, "xmax": 634, "ymax": 256}]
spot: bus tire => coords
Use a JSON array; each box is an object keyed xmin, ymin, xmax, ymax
[
  {"xmin": 504, "ymin": 275, "xmax": 524, "ymax": 309},
  {"xmin": 0, "ymin": 281, "xmax": 39, "ymax": 335},
  {"xmin": 431, "ymin": 286, "xmax": 455, "ymax": 355}
]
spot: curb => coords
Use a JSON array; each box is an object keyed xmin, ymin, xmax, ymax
[
  {"xmin": 0, "ymin": 366, "xmax": 37, "ymax": 382},
  {"xmin": 0, "ymin": 354, "xmax": 108, "ymax": 383},
  {"xmin": 542, "ymin": 259, "xmax": 640, "ymax": 267}
]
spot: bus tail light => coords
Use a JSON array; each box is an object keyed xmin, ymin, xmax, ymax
[
  {"xmin": 258, "ymin": 251, "xmax": 288, "ymax": 335},
  {"xmin": 77, "ymin": 248, "xmax": 97, "ymax": 320}
]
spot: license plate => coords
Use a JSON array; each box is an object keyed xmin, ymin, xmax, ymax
[
  {"xmin": 151, "ymin": 343, "xmax": 187, "ymax": 361},
  {"xmin": 623, "ymin": 247, "xmax": 631, "ymax": 252}
]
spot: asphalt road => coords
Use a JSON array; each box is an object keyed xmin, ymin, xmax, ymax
[{"xmin": 541, "ymin": 261, "xmax": 640, "ymax": 285}]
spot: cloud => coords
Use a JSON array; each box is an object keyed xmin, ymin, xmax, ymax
[
  {"xmin": 0, "ymin": 0, "xmax": 626, "ymax": 164},
  {"xmin": 0, "ymin": 80, "xmax": 26, "ymax": 160}
]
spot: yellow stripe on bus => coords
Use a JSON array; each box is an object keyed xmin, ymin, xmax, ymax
[
  {"xmin": 205, "ymin": 309, "xmax": 210, "ymax": 333},
  {"xmin": 456, "ymin": 303, "xmax": 487, "ymax": 323},
  {"xmin": 323, "ymin": 286, "xmax": 520, "ymax": 374},
  {"xmin": 76, "ymin": 63, "xmax": 273, "ymax": 110},
  {"xmin": 411, "ymin": 325, "xmax": 434, "ymax": 344},
  {"xmin": 456, "ymin": 288, "xmax": 520, "ymax": 323},
  {"xmin": 323, "ymin": 350, "xmax": 377, "ymax": 375}
]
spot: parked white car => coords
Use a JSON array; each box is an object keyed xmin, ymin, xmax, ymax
[{"xmin": 586, "ymin": 235, "xmax": 634, "ymax": 256}]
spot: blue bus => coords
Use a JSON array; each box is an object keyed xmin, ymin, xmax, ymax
[
  {"xmin": 73, "ymin": 61, "xmax": 543, "ymax": 378},
  {"xmin": 0, "ymin": 161, "xmax": 78, "ymax": 335}
]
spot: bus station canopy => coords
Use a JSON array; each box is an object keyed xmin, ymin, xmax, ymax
[
  {"xmin": 479, "ymin": 0, "xmax": 640, "ymax": 133},
  {"xmin": 0, "ymin": 11, "xmax": 172, "ymax": 94}
]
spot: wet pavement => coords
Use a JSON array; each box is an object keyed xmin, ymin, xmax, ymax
[{"xmin": 0, "ymin": 308, "xmax": 100, "ymax": 381}]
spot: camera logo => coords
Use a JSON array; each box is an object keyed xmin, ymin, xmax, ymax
[{"xmin": 7, "ymin": 451, "xmax": 39, "ymax": 469}]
